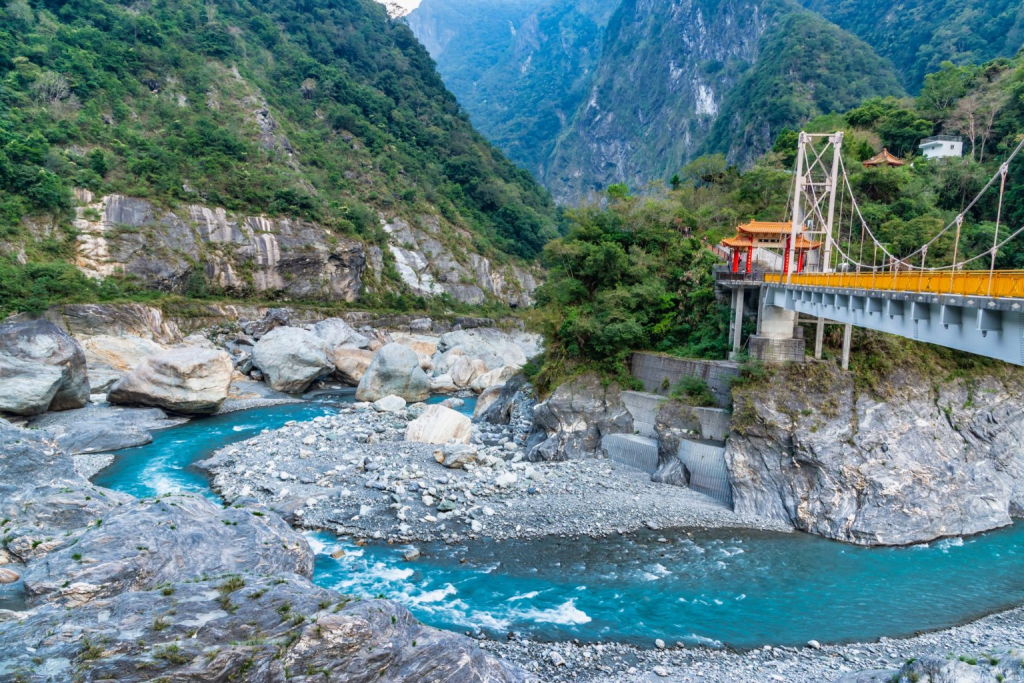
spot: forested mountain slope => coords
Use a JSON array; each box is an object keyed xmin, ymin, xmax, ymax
[
  {"xmin": 0, "ymin": 0, "xmax": 559, "ymax": 314},
  {"xmin": 544, "ymin": 0, "xmax": 903, "ymax": 203},
  {"xmin": 799, "ymin": 0, "xmax": 1024, "ymax": 92},
  {"xmin": 406, "ymin": 0, "xmax": 618, "ymax": 181}
]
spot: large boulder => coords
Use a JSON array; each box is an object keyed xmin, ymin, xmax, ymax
[
  {"xmin": 251, "ymin": 326, "xmax": 334, "ymax": 393},
  {"xmin": 474, "ymin": 384, "xmax": 505, "ymax": 420},
  {"xmin": 356, "ymin": 343, "xmax": 430, "ymax": 402},
  {"xmin": 0, "ymin": 353, "xmax": 67, "ymax": 416},
  {"xmin": 313, "ymin": 318, "xmax": 370, "ymax": 349},
  {"xmin": 243, "ymin": 307, "xmax": 291, "ymax": 340},
  {"xmin": 80, "ymin": 334, "xmax": 166, "ymax": 391},
  {"xmin": 527, "ymin": 373, "xmax": 633, "ymax": 462},
  {"xmin": 406, "ymin": 404, "xmax": 472, "ymax": 444},
  {"xmin": 0, "ymin": 319, "xmax": 89, "ymax": 412},
  {"xmin": 331, "ymin": 347, "xmax": 375, "ymax": 386},
  {"xmin": 28, "ymin": 404, "xmax": 187, "ymax": 453},
  {"xmin": 470, "ymin": 365, "xmax": 516, "ymax": 393},
  {"xmin": 107, "ymin": 347, "xmax": 233, "ymax": 414}
]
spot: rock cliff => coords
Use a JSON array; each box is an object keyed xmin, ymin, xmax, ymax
[{"xmin": 726, "ymin": 361, "xmax": 1024, "ymax": 546}]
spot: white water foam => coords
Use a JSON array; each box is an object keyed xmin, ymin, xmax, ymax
[
  {"xmin": 409, "ymin": 584, "xmax": 458, "ymax": 605},
  {"xmin": 508, "ymin": 591, "xmax": 540, "ymax": 602},
  {"xmin": 515, "ymin": 598, "xmax": 592, "ymax": 625}
]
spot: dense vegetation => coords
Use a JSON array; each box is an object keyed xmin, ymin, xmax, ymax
[
  {"xmin": 700, "ymin": 10, "xmax": 904, "ymax": 163},
  {"xmin": 0, "ymin": 0, "xmax": 561, "ymax": 315},
  {"xmin": 530, "ymin": 53, "xmax": 1024, "ymax": 385},
  {"xmin": 407, "ymin": 0, "xmax": 616, "ymax": 181},
  {"xmin": 799, "ymin": 0, "xmax": 1024, "ymax": 92}
]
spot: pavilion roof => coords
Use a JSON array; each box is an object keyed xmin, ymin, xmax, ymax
[
  {"xmin": 735, "ymin": 221, "xmax": 795, "ymax": 235},
  {"xmin": 862, "ymin": 148, "xmax": 905, "ymax": 167},
  {"xmin": 722, "ymin": 235, "xmax": 820, "ymax": 249}
]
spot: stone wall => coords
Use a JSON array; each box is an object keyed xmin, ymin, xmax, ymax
[{"xmin": 628, "ymin": 353, "xmax": 739, "ymax": 408}]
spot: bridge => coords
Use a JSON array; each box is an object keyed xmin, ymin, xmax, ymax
[{"xmin": 719, "ymin": 131, "xmax": 1024, "ymax": 368}]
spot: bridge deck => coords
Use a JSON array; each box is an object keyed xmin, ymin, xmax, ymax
[{"xmin": 766, "ymin": 270, "xmax": 1024, "ymax": 299}]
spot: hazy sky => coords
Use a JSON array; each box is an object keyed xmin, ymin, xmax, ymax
[{"xmin": 379, "ymin": 0, "xmax": 422, "ymax": 16}]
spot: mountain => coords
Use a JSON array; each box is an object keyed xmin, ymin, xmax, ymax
[
  {"xmin": 799, "ymin": 0, "xmax": 1024, "ymax": 92},
  {"xmin": 544, "ymin": 0, "xmax": 903, "ymax": 202},
  {"xmin": 407, "ymin": 0, "xmax": 904, "ymax": 204},
  {"xmin": 0, "ymin": 0, "xmax": 559, "ymax": 314},
  {"xmin": 406, "ymin": 0, "xmax": 619, "ymax": 181}
]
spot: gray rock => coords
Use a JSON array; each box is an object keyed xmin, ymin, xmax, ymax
[
  {"xmin": 252, "ymin": 326, "xmax": 334, "ymax": 394},
  {"xmin": 28, "ymin": 404, "xmax": 186, "ymax": 453},
  {"xmin": 356, "ymin": 343, "xmax": 430, "ymax": 402},
  {"xmin": 0, "ymin": 421, "xmax": 530, "ymax": 683},
  {"xmin": 651, "ymin": 400, "xmax": 701, "ymax": 487},
  {"xmin": 244, "ymin": 307, "xmax": 291, "ymax": 339},
  {"xmin": 838, "ymin": 655, "xmax": 1006, "ymax": 682},
  {"xmin": 0, "ymin": 319, "xmax": 89, "ymax": 413},
  {"xmin": 331, "ymin": 346, "xmax": 375, "ymax": 385},
  {"xmin": 474, "ymin": 384, "xmax": 505, "ymax": 419},
  {"xmin": 435, "ymin": 328, "xmax": 530, "ymax": 371},
  {"xmin": 372, "ymin": 395, "xmax": 407, "ymax": 413},
  {"xmin": 0, "ymin": 352, "xmax": 66, "ymax": 416},
  {"xmin": 107, "ymin": 347, "xmax": 233, "ymax": 415},
  {"xmin": 727, "ymin": 362, "xmax": 1024, "ymax": 546},
  {"xmin": 313, "ymin": 317, "xmax": 371, "ymax": 349},
  {"xmin": 527, "ymin": 373, "xmax": 633, "ymax": 461}
]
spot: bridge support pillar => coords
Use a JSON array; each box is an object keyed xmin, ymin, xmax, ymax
[
  {"xmin": 731, "ymin": 287, "xmax": 744, "ymax": 353},
  {"xmin": 814, "ymin": 317, "xmax": 825, "ymax": 360},
  {"xmin": 841, "ymin": 323, "xmax": 852, "ymax": 371}
]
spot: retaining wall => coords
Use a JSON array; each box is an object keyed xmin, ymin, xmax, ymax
[{"xmin": 629, "ymin": 353, "xmax": 739, "ymax": 408}]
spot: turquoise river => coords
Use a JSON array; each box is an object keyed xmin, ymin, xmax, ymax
[{"xmin": 91, "ymin": 398, "xmax": 1024, "ymax": 650}]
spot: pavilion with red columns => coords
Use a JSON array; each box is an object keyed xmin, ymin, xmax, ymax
[{"xmin": 720, "ymin": 220, "xmax": 820, "ymax": 275}]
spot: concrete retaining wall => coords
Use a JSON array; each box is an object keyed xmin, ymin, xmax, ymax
[
  {"xmin": 620, "ymin": 390, "xmax": 666, "ymax": 439},
  {"xmin": 602, "ymin": 434, "xmax": 659, "ymax": 474},
  {"xmin": 678, "ymin": 439, "xmax": 731, "ymax": 506},
  {"xmin": 629, "ymin": 353, "xmax": 739, "ymax": 408}
]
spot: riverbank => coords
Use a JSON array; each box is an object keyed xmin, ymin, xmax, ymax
[
  {"xmin": 484, "ymin": 604, "xmax": 1024, "ymax": 681},
  {"xmin": 198, "ymin": 400, "xmax": 792, "ymax": 544}
]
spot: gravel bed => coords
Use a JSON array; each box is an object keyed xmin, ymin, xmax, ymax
[{"xmin": 198, "ymin": 403, "xmax": 791, "ymax": 545}]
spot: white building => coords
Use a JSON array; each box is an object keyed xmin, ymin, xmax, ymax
[{"xmin": 919, "ymin": 135, "xmax": 963, "ymax": 160}]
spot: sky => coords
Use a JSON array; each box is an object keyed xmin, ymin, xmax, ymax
[{"xmin": 378, "ymin": 0, "xmax": 422, "ymax": 16}]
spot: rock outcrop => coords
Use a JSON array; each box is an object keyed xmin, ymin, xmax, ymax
[
  {"xmin": 27, "ymin": 404, "xmax": 187, "ymax": 453},
  {"xmin": 251, "ymin": 326, "xmax": 334, "ymax": 394},
  {"xmin": 356, "ymin": 343, "xmax": 431, "ymax": 402},
  {"xmin": 651, "ymin": 400, "xmax": 700, "ymax": 487},
  {"xmin": 73, "ymin": 191, "xmax": 366, "ymax": 301},
  {"xmin": 727, "ymin": 362, "xmax": 1024, "ymax": 546},
  {"xmin": 107, "ymin": 347, "xmax": 233, "ymax": 414},
  {"xmin": 80, "ymin": 334, "xmax": 166, "ymax": 391},
  {"xmin": 0, "ymin": 320, "xmax": 89, "ymax": 415},
  {"xmin": 0, "ymin": 421, "xmax": 529, "ymax": 682},
  {"xmin": 527, "ymin": 373, "xmax": 633, "ymax": 461},
  {"xmin": 406, "ymin": 404, "xmax": 472, "ymax": 444}
]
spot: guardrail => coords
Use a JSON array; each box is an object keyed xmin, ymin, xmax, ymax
[{"xmin": 765, "ymin": 270, "xmax": 1024, "ymax": 299}]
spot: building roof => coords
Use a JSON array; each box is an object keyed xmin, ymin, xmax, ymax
[
  {"xmin": 735, "ymin": 221, "xmax": 795, "ymax": 235},
  {"xmin": 721, "ymin": 235, "xmax": 820, "ymax": 249},
  {"xmin": 862, "ymin": 148, "xmax": 905, "ymax": 167}
]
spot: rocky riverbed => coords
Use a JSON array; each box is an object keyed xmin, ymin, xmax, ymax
[
  {"xmin": 484, "ymin": 604, "xmax": 1024, "ymax": 682},
  {"xmin": 198, "ymin": 401, "xmax": 792, "ymax": 545}
]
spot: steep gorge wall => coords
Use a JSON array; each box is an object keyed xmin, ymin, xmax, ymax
[
  {"xmin": 63, "ymin": 191, "xmax": 538, "ymax": 307},
  {"xmin": 726, "ymin": 362, "xmax": 1024, "ymax": 546}
]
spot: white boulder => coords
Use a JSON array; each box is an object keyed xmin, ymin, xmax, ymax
[
  {"xmin": 406, "ymin": 404, "xmax": 471, "ymax": 444},
  {"xmin": 356, "ymin": 344, "xmax": 430, "ymax": 402},
  {"xmin": 107, "ymin": 347, "xmax": 233, "ymax": 414}
]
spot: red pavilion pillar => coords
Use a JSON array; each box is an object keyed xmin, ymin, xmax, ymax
[
  {"xmin": 732, "ymin": 249, "xmax": 740, "ymax": 273},
  {"xmin": 746, "ymin": 245, "xmax": 753, "ymax": 274}
]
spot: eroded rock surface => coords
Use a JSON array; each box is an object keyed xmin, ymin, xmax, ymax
[
  {"xmin": 107, "ymin": 347, "xmax": 233, "ymax": 414},
  {"xmin": 727, "ymin": 363, "xmax": 1024, "ymax": 546},
  {"xmin": 0, "ymin": 320, "xmax": 89, "ymax": 414},
  {"xmin": 251, "ymin": 326, "xmax": 334, "ymax": 394},
  {"xmin": 528, "ymin": 373, "xmax": 632, "ymax": 462},
  {"xmin": 356, "ymin": 343, "xmax": 430, "ymax": 402},
  {"xmin": 0, "ymin": 419, "xmax": 531, "ymax": 683}
]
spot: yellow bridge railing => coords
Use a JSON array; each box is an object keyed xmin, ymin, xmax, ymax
[{"xmin": 764, "ymin": 270, "xmax": 1024, "ymax": 299}]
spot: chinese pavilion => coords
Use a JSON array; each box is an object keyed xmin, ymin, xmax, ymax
[{"xmin": 720, "ymin": 220, "xmax": 820, "ymax": 275}]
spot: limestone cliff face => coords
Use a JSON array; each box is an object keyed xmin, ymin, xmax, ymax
[
  {"xmin": 544, "ymin": 0, "xmax": 772, "ymax": 202},
  {"xmin": 726, "ymin": 362, "xmax": 1024, "ymax": 546},
  {"xmin": 377, "ymin": 216, "xmax": 538, "ymax": 307},
  {"xmin": 70, "ymin": 191, "xmax": 538, "ymax": 306},
  {"xmin": 73, "ymin": 190, "xmax": 366, "ymax": 302}
]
